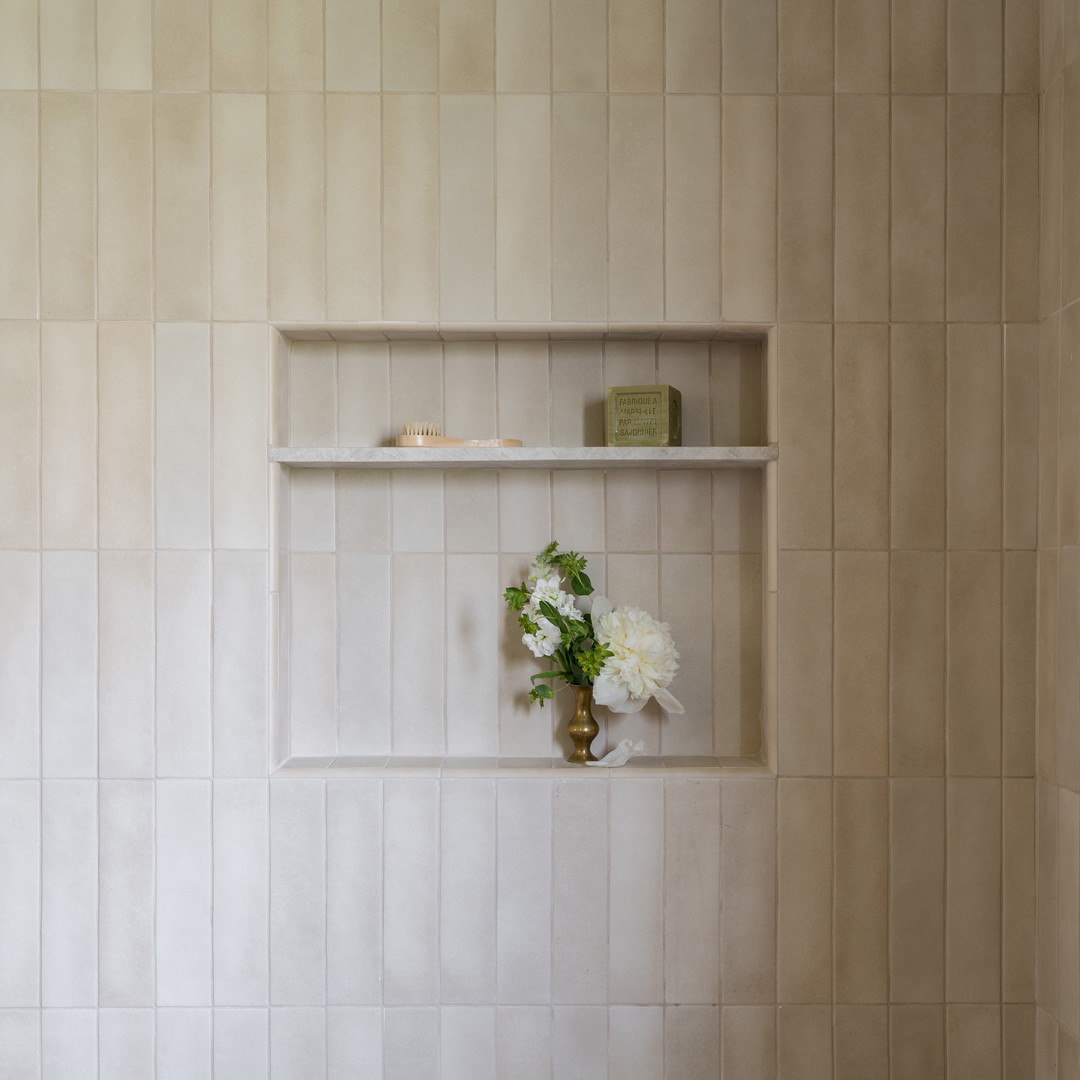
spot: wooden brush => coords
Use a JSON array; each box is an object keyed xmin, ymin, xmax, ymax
[{"xmin": 395, "ymin": 422, "xmax": 522, "ymax": 448}]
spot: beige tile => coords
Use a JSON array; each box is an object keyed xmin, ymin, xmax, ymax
[
  {"xmin": 212, "ymin": 0, "xmax": 267, "ymax": 89},
  {"xmin": 891, "ymin": 96, "xmax": 946, "ymax": 322},
  {"xmin": 269, "ymin": 0, "xmax": 323, "ymax": 89},
  {"xmin": 778, "ymin": 1005, "xmax": 832, "ymax": 1079},
  {"xmin": 0, "ymin": 323, "xmax": 40, "ymax": 549},
  {"xmin": 835, "ymin": 0, "xmax": 889, "ymax": 90},
  {"xmin": 834, "ymin": 553, "xmax": 889, "ymax": 776},
  {"xmin": 778, "ymin": 0, "xmax": 833, "ymax": 91},
  {"xmin": 1037, "ymin": 781, "xmax": 1058, "ymax": 1016},
  {"xmin": 98, "ymin": 322, "xmax": 154, "ymax": 550},
  {"xmin": 666, "ymin": 0, "xmax": 721, "ymax": 92},
  {"xmin": 834, "ymin": 1005, "xmax": 888, "ymax": 1080},
  {"xmin": 154, "ymin": 92, "xmax": 211, "ymax": 320},
  {"xmin": 711, "ymin": 339, "xmax": 766, "ymax": 449},
  {"xmin": 778, "ymin": 96, "xmax": 833, "ymax": 322},
  {"xmin": 665, "ymin": 96, "xmax": 721, "ymax": 322},
  {"xmin": 552, "ymin": 0, "xmax": 606, "ymax": 91},
  {"xmin": 949, "ymin": 0, "xmax": 1004, "ymax": 91},
  {"xmin": 947, "ymin": 95, "xmax": 1003, "ymax": 322},
  {"xmin": 890, "ymin": 778, "xmax": 945, "ymax": 1001},
  {"xmin": 1000, "ymin": 1009, "xmax": 1031, "ymax": 1080},
  {"xmin": 1045, "ymin": 0, "xmax": 1064, "ymax": 87},
  {"xmin": 326, "ymin": 94, "xmax": 381, "ymax": 322},
  {"xmin": 1036, "ymin": 1008, "xmax": 1057, "ymax": 1079},
  {"xmin": 268, "ymin": 93, "xmax": 325, "ymax": 322},
  {"xmin": 383, "ymin": 0, "xmax": 437, "ymax": 91},
  {"xmin": 1004, "ymin": 551, "xmax": 1037, "ymax": 777},
  {"xmin": 495, "ymin": 95, "xmax": 550, "ymax": 322},
  {"xmin": 496, "ymin": 0, "xmax": 550, "ymax": 91},
  {"xmin": 389, "ymin": 342, "xmax": 442, "ymax": 440},
  {"xmin": 833, "ymin": 324, "xmax": 888, "ymax": 550},
  {"xmin": 1004, "ymin": 98, "xmax": 1040, "ymax": 321},
  {"xmin": 1064, "ymin": 66, "xmax": 1080, "ymax": 305},
  {"xmin": 1004, "ymin": 324, "xmax": 1039, "ymax": 550},
  {"xmin": 550, "ymin": 341, "xmax": 604, "ymax": 446},
  {"xmin": 947, "ymin": 551, "xmax": 1002, "ymax": 776},
  {"xmin": 947, "ymin": 1006, "xmax": 1002, "ymax": 1080},
  {"xmin": 659, "ymin": 471, "xmax": 711, "ymax": 554},
  {"xmin": 0, "ymin": 94, "xmax": 38, "ymax": 319},
  {"xmin": 552, "ymin": 95, "xmax": 607, "ymax": 322},
  {"xmin": 40, "ymin": 93, "xmax": 95, "ymax": 319},
  {"xmin": 1063, "ymin": 1025, "xmax": 1080, "ymax": 1080},
  {"xmin": 1003, "ymin": 780, "xmax": 1036, "ymax": 1002},
  {"xmin": 777, "ymin": 324, "xmax": 833, "ymax": 550},
  {"xmin": 834, "ymin": 781, "xmax": 888, "ymax": 1003},
  {"xmin": 1061, "ymin": 788, "xmax": 1080, "ymax": 1034},
  {"xmin": 439, "ymin": 0, "xmax": 494, "ymax": 91},
  {"xmin": 0, "ymin": 0, "xmax": 37, "ymax": 89},
  {"xmin": 777, "ymin": 779, "xmax": 832, "ymax": 1002},
  {"xmin": 892, "ymin": 0, "xmax": 947, "ymax": 91},
  {"xmin": 1042, "ymin": 79, "xmax": 1063, "ymax": 320},
  {"xmin": 721, "ymin": 96, "xmax": 777, "ymax": 324},
  {"xmin": 98, "ymin": 0, "xmax": 152, "ymax": 88},
  {"xmin": 392, "ymin": 555, "xmax": 445, "ymax": 753},
  {"xmin": 891, "ymin": 324, "xmax": 946, "ymax": 549},
  {"xmin": 608, "ymin": 95, "xmax": 664, "ymax": 322},
  {"xmin": 1064, "ymin": 306, "xmax": 1080, "ymax": 546},
  {"xmin": 778, "ymin": 551, "xmax": 833, "ymax": 777},
  {"xmin": 154, "ymin": 0, "xmax": 210, "ymax": 89},
  {"xmin": 1059, "ymin": 548, "xmax": 1080, "ymax": 789},
  {"xmin": 664, "ymin": 1007, "xmax": 720, "ymax": 1078},
  {"xmin": 1070, "ymin": 0, "xmax": 1080, "ymax": 67},
  {"xmin": 658, "ymin": 341, "xmax": 711, "ymax": 446},
  {"xmin": 497, "ymin": 343, "xmax": 549, "ymax": 446},
  {"xmin": 289, "ymin": 340, "xmax": 337, "ymax": 446},
  {"xmin": 41, "ymin": 0, "xmax": 95, "ymax": 88},
  {"xmin": 97, "ymin": 93, "xmax": 153, "ymax": 321},
  {"xmin": 1040, "ymin": 313, "xmax": 1061, "ymax": 548},
  {"xmin": 722, "ymin": 0, "xmax": 777, "ymax": 91},
  {"xmin": 722, "ymin": 1006, "xmax": 776, "ymax": 1079},
  {"xmin": 325, "ymin": 0, "xmax": 379, "ymax": 91},
  {"xmin": 890, "ymin": 1005, "xmax": 945, "ymax": 1080},
  {"xmin": 946, "ymin": 778, "xmax": 1002, "ymax": 1002},
  {"xmin": 609, "ymin": 0, "xmax": 664, "ymax": 91},
  {"xmin": 1038, "ymin": 551, "xmax": 1059, "ymax": 783}
]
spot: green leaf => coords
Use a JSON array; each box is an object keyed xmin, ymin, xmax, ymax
[
  {"xmin": 504, "ymin": 584, "xmax": 529, "ymax": 611},
  {"xmin": 530, "ymin": 669, "xmax": 565, "ymax": 682}
]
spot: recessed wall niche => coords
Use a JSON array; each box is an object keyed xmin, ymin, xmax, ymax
[{"xmin": 269, "ymin": 325, "xmax": 776, "ymax": 774}]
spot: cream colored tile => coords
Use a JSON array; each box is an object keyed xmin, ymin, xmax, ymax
[
  {"xmin": 834, "ymin": 553, "xmax": 888, "ymax": 776},
  {"xmin": 778, "ymin": 779, "xmax": 832, "ymax": 1002},
  {"xmin": 947, "ymin": 552, "xmax": 1002, "ymax": 776},
  {"xmin": 268, "ymin": 93, "xmax": 326, "ymax": 322},
  {"xmin": 1004, "ymin": 1005, "xmax": 1035, "ymax": 1080},
  {"xmin": 608, "ymin": 94, "xmax": 664, "ymax": 322},
  {"xmin": 1004, "ymin": 551, "xmax": 1037, "ymax": 777},
  {"xmin": 1062, "ymin": 1024, "xmax": 1080, "ymax": 1080},
  {"xmin": 666, "ymin": 0, "xmax": 720, "ymax": 91},
  {"xmin": 552, "ymin": 94, "xmax": 607, "ymax": 322},
  {"xmin": 835, "ymin": 0, "xmax": 889, "ymax": 90},
  {"xmin": 0, "ymin": 95, "xmax": 37, "ymax": 319},
  {"xmin": 1004, "ymin": 97, "xmax": 1040, "ymax": 321},
  {"xmin": 658, "ymin": 341, "xmax": 710, "ymax": 446},
  {"xmin": 1003, "ymin": 779, "xmax": 1036, "ymax": 1002},
  {"xmin": 1039, "ymin": 314, "xmax": 1061, "ymax": 547},
  {"xmin": 778, "ymin": 0, "xmax": 833, "ymax": 91},
  {"xmin": 835, "ymin": 1005, "xmax": 888, "ymax": 1080},
  {"xmin": 606, "ymin": 471, "xmax": 658, "ymax": 553},
  {"xmin": 1037, "ymin": 1009, "xmax": 1057, "ymax": 1080},
  {"xmin": 1037, "ymin": 781, "xmax": 1057, "ymax": 1015},
  {"xmin": 496, "ymin": 1009, "xmax": 551, "ymax": 1076},
  {"xmin": 1045, "ymin": 0, "xmax": 1065, "ymax": 84},
  {"xmin": 947, "ymin": 96, "xmax": 1003, "ymax": 321},
  {"xmin": 1042, "ymin": 79, "xmax": 1062, "ymax": 319},
  {"xmin": 439, "ymin": 0, "xmax": 494, "ymax": 91},
  {"xmin": 0, "ymin": 323, "xmax": 39, "ymax": 549},
  {"xmin": 891, "ymin": 96, "xmax": 946, "ymax": 322},
  {"xmin": 442, "ymin": 1008, "xmax": 496, "ymax": 1080},
  {"xmin": 440, "ymin": 95, "xmax": 495, "ymax": 322},
  {"xmin": 289, "ymin": 553, "xmax": 338, "ymax": 755},
  {"xmin": 289, "ymin": 340, "xmax": 336, "ymax": 446},
  {"xmin": 154, "ymin": 0, "xmax": 210, "ymax": 89},
  {"xmin": 778, "ymin": 96, "xmax": 833, "ymax": 322},
  {"xmin": 834, "ymin": 781, "xmax": 887, "ymax": 1003},
  {"xmin": 778, "ymin": 1005, "xmax": 832, "ymax": 1079},
  {"xmin": 892, "ymin": 0, "xmax": 947, "ymax": 91},
  {"xmin": 550, "ymin": 341, "xmax": 604, "ymax": 446},
  {"xmin": 949, "ymin": 0, "xmax": 1004, "ymax": 91},
  {"xmin": 1004, "ymin": 324, "xmax": 1039, "ymax": 549},
  {"xmin": 389, "ymin": 342, "xmax": 442, "ymax": 440},
  {"xmin": 659, "ymin": 472, "xmax": 711, "ymax": 554},
  {"xmin": 947, "ymin": 1006, "xmax": 1002, "ymax": 1080},
  {"xmin": 41, "ymin": 0, "xmax": 95, "ymax": 88},
  {"xmin": 0, "ymin": 555, "xmax": 40, "ymax": 777},
  {"xmin": 552, "ymin": 0, "xmax": 606, "ymax": 90},
  {"xmin": 1069, "ymin": 0, "xmax": 1080, "ymax": 66},
  {"xmin": 40, "ymin": 93, "xmax": 95, "ymax": 319},
  {"xmin": 98, "ymin": 0, "xmax": 152, "ymax": 88},
  {"xmin": 1063, "ymin": 307, "xmax": 1080, "ymax": 545},
  {"xmin": 553, "ymin": 472, "xmax": 605, "ymax": 555},
  {"xmin": 946, "ymin": 778, "xmax": 1002, "ymax": 1002},
  {"xmin": 325, "ymin": 0, "xmax": 379, "ymax": 90},
  {"xmin": 269, "ymin": 0, "xmax": 323, "ymax": 89},
  {"xmin": 722, "ymin": 1007, "xmax": 776, "ymax": 1080},
  {"xmin": 609, "ymin": 0, "xmax": 664, "ymax": 90},
  {"xmin": 1005, "ymin": 0, "xmax": 1038, "ymax": 90},
  {"xmin": 721, "ymin": 96, "xmax": 777, "ymax": 324},
  {"xmin": 496, "ymin": 0, "xmax": 550, "ymax": 91},
  {"xmin": 338, "ymin": 341, "xmax": 390, "ymax": 448},
  {"xmin": 1038, "ymin": 550, "xmax": 1059, "ymax": 783},
  {"xmin": 212, "ymin": 0, "xmax": 267, "ymax": 89},
  {"xmin": 496, "ymin": 95, "xmax": 551, "ymax": 322},
  {"xmin": 98, "ymin": 322, "xmax": 153, "ymax": 549},
  {"xmin": 722, "ymin": 0, "xmax": 777, "ymax": 91},
  {"xmin": 0, "ymin": 0, "xmax": 37, "ymax": 88},
  {"xmin": 212, "ymin": 94, "xmax": 268, "ymax": 322},
  {"xmin": 154, "ymin": 92, "xmax": 211, "ymax": 320},
  {"xmin": 890, "ymin": 778, "xmax": 945, "ymax": 1001},
  {"xmin": 890, "ymin": 1005, "xmax": 945, "ymax": 1080},
  {"xmin": 497, "ymin": 342, "xmax": 549, "ymax": 445},
  {"xmin": 711, "ymin": 339, "xmax": 765, "ymax": 447},
  {"xmin": 834, "ymin": 96, "xmax": 890, "ymax": 322},
  {"xmin": 1058, "ymin": 548, "xmax": 1080, "ymax": 788},
  {"xmin": 1065, "ymin": 67, "xmax": 1080, "ymax": 306},
  {"xmin": 777, "ymin": 324, "xmax": 832, "ymax": 550},
  {"xmin": 1061, "ymin": 788, "xmax": 1080, "ymax": 1034},
  {"xmin": 391, "ymin": 472, "xmax": 443, "ymax": 552},
  {"xmin": 392, "ymin": 555, "xmax": 445, "ymax": 753},
  {"xmin": 98, "ymin": 93, "xmax": 153, "ymax": 320},
  {"xmin": 383, "ymin": 0, "xmax": 438, "ymax": 91}
]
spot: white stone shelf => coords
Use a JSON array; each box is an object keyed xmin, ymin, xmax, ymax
[{"xmin": 269, "ymin": 445, "xmax": 778, "ymax": 470}]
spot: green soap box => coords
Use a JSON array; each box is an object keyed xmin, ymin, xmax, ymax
[{"xmin": 605, "ymin": 385, "xmax": 682, "ymax": 447}]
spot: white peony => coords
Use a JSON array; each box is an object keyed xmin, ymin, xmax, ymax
[
  {"xmin": 528, "ymin": 571, "xmax": 583, "ymax": 619},
  {"xmin": 590, "ymin": 597, "xmax": 684, "ymax": 715},
  {"xmin": 522, "ymin": 615, "xmax": 562, "ymax": 658}
]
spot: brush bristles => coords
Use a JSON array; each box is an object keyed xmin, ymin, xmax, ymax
[{"xmin": 402, "ymin": 421, "xmax": 443, "ymax": 437}]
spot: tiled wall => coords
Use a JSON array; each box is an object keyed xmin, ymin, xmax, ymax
[{"xmin": 0, "ymin": 0, "xmax": 1041, "ymax": 1076}]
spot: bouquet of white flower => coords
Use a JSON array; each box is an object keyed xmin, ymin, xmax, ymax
[{"xmin": 504, "ymin": 542, "xmax": 684, "ymax": 715}]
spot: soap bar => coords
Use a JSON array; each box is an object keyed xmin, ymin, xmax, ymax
[{"xmin": 605, "ymin": 385, "xmax": 682, "ymax": 447}]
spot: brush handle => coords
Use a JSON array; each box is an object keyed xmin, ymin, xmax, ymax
[{"xmin": 394, "ymin": 435, "xmax": 523, "ymax": 448}]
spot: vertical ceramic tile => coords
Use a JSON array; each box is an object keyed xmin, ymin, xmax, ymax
[
  {"xmin": 1005, "ymin": 0, "xmax": 1039, "ymax": 90},
  {"xmin": 1058, "ymin": 548, "xmax": 1080, "ymax": 788},
  {"xmin": 326, "ymin": 782, "xmax": 383, "ymax": 1004},
  {"xmin": 947, "ymin": 96, "xmax": 1002, "ymax": 322},
  {"xmin": 721, "ymin": 1007, "xmax": 776, "ymax": 1079},
  {"xmin": 1039, "ymin": 314, "xmax": 1060, "ymax": 549},
  {"xmin": 778, "ymin": 0, "xmax": 833, "ymax": 90},
  {"xmin": 1004, "ymin": 324, "xmax": 1039, "ymax": 550},
  {"xmin": 496, "ymin": 1008, "xmax": 552, "ymax": 1080},
  {"xmin": 1038, "ymin": 551, "xmax": 1059, "ymax": 783},
  {"xmin": 328, "ymin": 1007, "xmax": 382, "ymax": 1079},
  {"xmin": 552, "ymin": 0, "xmax": 606, "ymax": 90},
  {"xmin": 211, "ymin": 0, "xmax": 267, "ymax": 89},
  {"xmin": 553, "ymin": 473, "xmax": 606, "ymax": 556},
  {"xmin": 553, "ymin": 1007, "xmax": 608, "ymax": 1080},
  {"xmin": 268, "ymin": 0, "xmax": 323, "ymax": 89},
  {"xmin": 722, "ymin": 0, "xmax": 777, "ymax": 91},
  {"xmin": 157, "ymin": 1009, "xmax": 212, "ymax": 1080},
  {"xmin": 0, "ymin": 782, "xmax": 39, "ymax": 1005},
  {"xmin": 665, "ymin": 96, "xmax": 721, "ymax": 322},
  {"xmin": 325, "ymin": 0, "xmax": 379, "ymax": 89},
  {"xmin": 835, "ymin": 0, "xmax": 889, "ymax": 90},
  {"xmin": 496, "ymin": 95, "xmax": 551, "ymax": 322},
  {"xmin": 659, "ymin": 472, "xmax": 711, "ymax": 555},
  {"xmin": 442, "ymin": 1008, "xmax": 497, "ymax": 1080},
  {"xmin": 439, "ymin": 0, "xmax": 495, "ymax": 91},
  {"xmin": 609, "ymin": 0, "xmax": 664, "ymax": 90},
  {"xmin": 290, "ymin": 340, "xmax": 337, "ymax": 446},
  {"xmin": 388, "ymin": 341, "xmax": 441, "ymax": 437},
  {"xmin": 1064, "ymin": 67, "xmax": 1080, "ymax": 305},
  {"xmin": 947, "ymin": 552, "xmax": 1002, "ymax": 776},
  {"xmin": 891, "ymin": 1005, "xmax": 945, "ymax": 1080},
  {"xmin": 0, "ymin": 95, "xmax": 37, "ymax": 318},
  {"xmin": 1003, "ymin": 551, "xmax": 1036, "ymax": 777},
  {"xmin": 499, "ymin": 471, "xmax": 553, "ymax": 557},
  {"xmin": 609, "ymin": 1007, "xmax": 664, "ymax": 1079},
  {"xmin": 0, "ymin": 555, "xmax": 39, "ymax": 778},
  {"xmin": 1036, "ymin": 1009, "xmax": 1057, "ymax": 1080},
  {"xmin": 154, "ymin": 0, "xmax": 209, "ymax": 88},
  {"xmin": 1004, "ymin": 1005, "xmax": 1035, "ymax": 1080},
  {"xmin": 41, "ymin": 0, "xmax": 95, "ymax": 87},
  {"xmin": 890, "ymin": 778, "xmax": 945, "ymax": 1001},
  {"xmin": 41, "ymin": 551, "xmax": 97, "ymax": 778},
  {"xmin": 605, "ymin": 472, "xmax": 658, "ymax": 553},
  {"xmin": 445, "ymin": 473, "xmax": 498, "ymax": 553},
  {"xmin": 212, "ymin": 95, "xmax": 268, "ymax": 321},
  {"xmin": 892, "ymin": 0, "xmax": 947, "ymax": 90},
  {"xmin": 269, "ymin": 780, "xmax": 326, "ymax": 1005},
  {"xmin": 947, "ymin": 1005, "xmax": 1002, "ymax": 1080},
  {"xmin": 268, "ymin": 94, "xmax": 326, "ymax": 322},
  {"xmin": 721, "ymin": 96, "xmax": 777, "ymax": 323},
  {"xmin": 666, "ymin": 0, "xmax": 721, "ymax": 92},
  {"xmin": 949, "ymin": 0, "xmax": 1004, "ymax": 91},
  {"xmin": 890, "ymin": 324, "xmax": 946, "ymax": 549},
  {"xmin": 42, "ymin": 1009, "xmax": 96, "ymax": 1080},
  {"xmin": 383, "ymin": 94, "xmax": 438, "ymax": 320},
  {"xmin": 289, "ymin": 553, "xmax": 337, "ymax": 757},
  {"xmin": 270, "ymin": 1009, "xmax": 327, "ymax": 1080},
  {"xmin": 440, "ymin": 95, "xmax": 495, "ymax": 321},
  {"xmin": 1060, "ymin": 788, "xmax": 1080, "ymax": 1034},
  {"xmin": 338, "ymin": 341, "xmax": 390, "ymax": 447},
  {"xmin": 385, "ymin": 1009, "xmax": 440, "ymax": 1079},
  {"xmin": 384, "ymin": 779, "xmax": 440, "ymax": 1003},
  {"xmin": 665, "ymin": 1006, "xmax": 721, "ymax": 1079},
  {"xmin": 391, "ymin": 472, "xmax": 443, "ymax": 552},
  {"xmin": 382, "ymin": 0, "xmax": 438, "ymax": 90},
  {"xmin": 154, "ymin": 93, "xmax": 211, "ymax": 320},
  {"xmin": 98, "ymin": 781, "xmax": 155, "ymax": 1006},
  {"xmin": 40, "ymin": 93, "xmax": 95, "ymax": 318},
  {"xmin": 155, "ymin": 551, "xmax": 212, "ymax": 777},
  {"xmin": 99, "ymin": 1008, "xmax": 156, "ymax": 1078},
  {"xmin": 777, "ymin": 779, "xmax": 833, "ymax": 1002},
  {"xmin": 1062, "ymin": 1028, "xmax": 1080, "ymax": 1080},
  {"xmin": 778, "ymin": 1005, "xmax": 832, "ymax": 1079},
  {"xmin": 1062, "ymin": 307, "xmax": 1080, "ymax": 546},
  {"xmin": 0, "ymin": 1, "xmax": 37, "ymax": 88},
  {"xmin": 1038, "ymin": 784, "xmax": 1059, "ymax": 1018},
  {"xmin": 496, "ymin": 0, "xmax": 550, "ymax": 90},
  {"xmin": 1004, "ymin": 98, "xmax": 1040, "ymax": 321},
  {"xmin": 1003, "ymin": 779, "xmax": 1036, "ymax": 1002},
  {"xmin": 1041, "ymin": 81, "xmax": 1063, "ymax": 320},
  {"xmin": 834, "ymin": 1006, "xmax": 889, "ymax": 1080},
  {"xmin": 0, "ymin": 323, "xmax": 38, "ymax": 548}
]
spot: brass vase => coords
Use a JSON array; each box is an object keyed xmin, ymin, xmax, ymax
[{"xmin": 566, "ymin": 684, "xmax": 599, "ymax": 764}]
